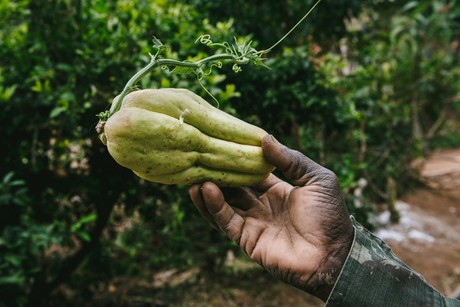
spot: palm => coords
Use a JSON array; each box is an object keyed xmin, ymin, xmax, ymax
[
  {"xmin": 240, "ymin": 185, "xmax": 311, "ymax": 256},
  {"xmin": 226, "ymin": 173, "xmax": 348, "ymax": 284}
]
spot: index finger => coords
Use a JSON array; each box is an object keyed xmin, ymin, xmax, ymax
[
  {"xmin": 189, "ymin": 183, "xmax": 220, "ymax": 231},
  {"xmin": 200, "ymin": 182, "xmax": 245, "ymax": 243}
]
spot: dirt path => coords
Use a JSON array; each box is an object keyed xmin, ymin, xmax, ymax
[{"xmin": 375, "ymin": 148, "xmax": 460, "ymax": 298}]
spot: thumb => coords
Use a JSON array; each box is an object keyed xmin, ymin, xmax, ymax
[{"xmin": 261, "ymin": 134, "xmax": 328, "ymax": 186}]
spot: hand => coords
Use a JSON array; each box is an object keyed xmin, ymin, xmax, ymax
[{"xmin": 188, "ymin": 135, "xmax": 354, "ymax": 301}]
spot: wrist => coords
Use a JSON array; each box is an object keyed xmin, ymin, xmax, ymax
[{"xmin": 306, "ymin": 228, "xmax": 354, "ymax": 301}]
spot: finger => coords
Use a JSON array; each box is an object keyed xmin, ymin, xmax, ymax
[
  {"xmin": 189, "ymin": 184, "xmax": 219, "ymax": 231},
  {"xmin": 201, "ymin": 182, "xmax": 245, "ymax": 243},
  {"xmin": 261, "ymin": 134, "xmax": 327, "ymax": 186}
]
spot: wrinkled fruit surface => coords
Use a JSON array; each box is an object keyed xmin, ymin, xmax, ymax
[{"xmin": 103, "ymin": 88, "xmax": 274, "ymax": 186}]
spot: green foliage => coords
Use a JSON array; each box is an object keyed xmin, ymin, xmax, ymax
[
  {"xmin": 0, "ymin": 172, "xmax": 63, "ymax": 306},
  {"xmin": 315, "ymin": 0, "xmax": 460, "ymax": 211},
  {"xmin": 0, "ymin": 0, "xmax": 244, "ymax": 304},
  {"xmin": 111, "ymin": 194, "xmax": 232, "ymax": 275},
  {"xmin": 0, "ymin": 0, "xmax": 458, "ymax": 305}
]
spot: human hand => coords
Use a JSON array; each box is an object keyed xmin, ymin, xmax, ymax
[{"xmin": 188, "ymin": 135, "xmax": 354, "ymax": 301}]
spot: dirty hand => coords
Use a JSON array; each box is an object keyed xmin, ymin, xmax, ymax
[{"xmin": 188, "ymin": 135, "xmax": 354, "ymax": 301}]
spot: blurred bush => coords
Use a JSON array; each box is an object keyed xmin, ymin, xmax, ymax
[{"xmin": 0, "ymin": 0, "xmax": 458, "ymax": 305}]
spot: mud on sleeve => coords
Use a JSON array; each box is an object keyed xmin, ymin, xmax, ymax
[{"xmin": 325, "ymin": 216, "xmax": 460, "ymax": 307}]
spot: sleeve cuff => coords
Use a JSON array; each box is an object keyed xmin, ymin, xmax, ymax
[{"xmin": 325, "ymin": 216, "xmax": 450, "ymax": 307}]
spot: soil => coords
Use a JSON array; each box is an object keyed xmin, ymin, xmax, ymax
[
  {"xmin": 69, "ymin": 148, "xmax": 460, "ymax": 306},
  {"xmin": 374, "ymin": 148, "xmax": 460, "ymax": 299}
]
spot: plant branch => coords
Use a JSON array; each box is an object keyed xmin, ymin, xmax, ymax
[{"xmin": 105, "ymin": 53, "xmax": 245, "ymax": 120}]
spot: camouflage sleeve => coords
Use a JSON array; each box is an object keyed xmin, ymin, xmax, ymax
[{"xmin": 325, "ymin": 216, "xmax": 460, "ymax": 307}]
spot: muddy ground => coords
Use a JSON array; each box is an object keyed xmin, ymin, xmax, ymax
[{"xmin": 374, "ymin": 148, "xmax": 460, "ymax": 299}]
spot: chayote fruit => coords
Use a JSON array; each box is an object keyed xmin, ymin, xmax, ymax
[{"xmin": 103, "ymin": 88, "xmax": 274, "ymax": 186}]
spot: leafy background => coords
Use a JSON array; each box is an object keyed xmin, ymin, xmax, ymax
[{"xmin": 0, "ymin": 0, "xmax": 459, "ymax": 306}]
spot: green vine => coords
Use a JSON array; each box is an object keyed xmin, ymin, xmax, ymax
[{"xmin": 96, "ymin": 0, "xmax": 322, "ymax": 138}]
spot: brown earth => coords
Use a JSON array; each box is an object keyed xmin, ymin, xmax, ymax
[
  {"xmin": 77, "ymin": 148, "xmax": 460, "ymax": 306},
  {"xmin": 374, "ymin": 148, "xmax": 460, "ymax": 299}
]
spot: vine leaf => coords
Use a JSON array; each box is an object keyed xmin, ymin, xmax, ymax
[
  {"xmin": 170, "ymin": 65, "xmax": 196, "ymax": 75},
  {"xmin": 152, "ymin": 37, "xmax": 167, "ymax": 56}
]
